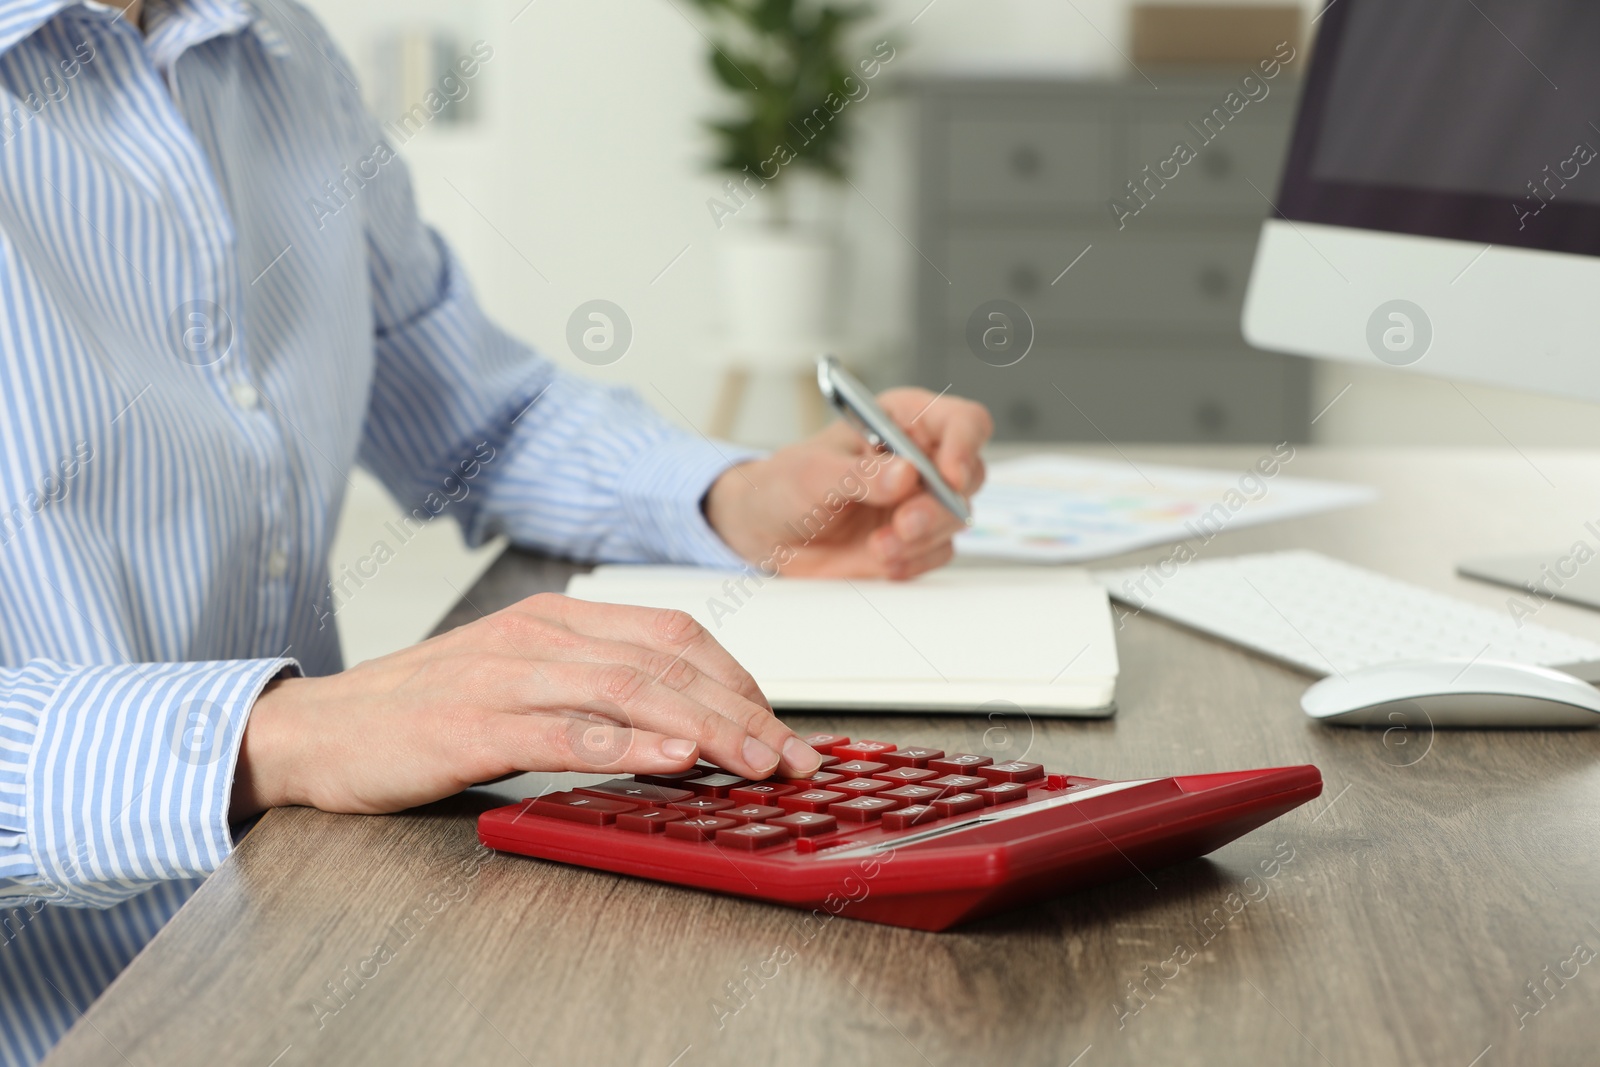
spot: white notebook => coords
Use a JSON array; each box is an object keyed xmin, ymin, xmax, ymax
[{"xmin": 562, "ymin": 565, "xmax": 1119, "ymax": 716}]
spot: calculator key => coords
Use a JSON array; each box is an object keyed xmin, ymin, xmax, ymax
[
  {"xmin": 576, "ymin": 780, "xmax": 694, "ymax": 806},
  {"xmin": 932, "ymin": 792, "xmax": 986, "ymax": 816},
  {"xmin": 530, "ymin": 792, "xmax": 637, "ymax": 825},
  {"xmin": 769, "ymin": 812, "xmax": 838, "ymax": 837},
  {"xmin": 633, "ymin": 767, "xmax": 715, "ymax": 787},
  {"xmin": 832, "ymin": 760, "xmax": 889, "ymax": 777},
  {"xmin": 617, "ymin": 809, "xmax": 685, "ymax": 833},
  {"xmin": 880, "ymin": 784, "xmax": 941, "ymax": 805},
  {"xmin": 777, "ymin": 789, "xmax": 845, "ymax": 813},
  {"xmin": 975, "ymin": 761, "xmax": 1045, "ymax": 784},
  {"xmin": 831, "ymin": 777, "xmax": 894, "ymax": 799},
  {"xmin": 729, "ymin": 782, "xmax": 799, "ymax": 805},
  {"xmin": 715, "ymin": 823, "xmax": 792, "ymax": 850},
  {"xmin": 801, "ymin": 734, "xmax": 850, "ymax": 754},
  {"xmin": 776, "ymin": 771, "xmax": 843, "ymax": 788},
  {"xmin": 929, "ymin": 753, "xmax": 993, "ymax": 774},
  {"xmin": 873, "ymin": 767, "xmax": 939, "ymax": 785},
  {"xmin": 724, "ymin": 804, "xmax": 785, "ymax": 825},
  {"xmin": 880, "ymin": 746, "xmax": 944, "ymax": 769},
  {"xmin": 831, "ymin": 796, "xmax": 899, "ymax": 822},
  {"xmin": 976, "ymin": 782, "xmax": 1031, "ymax": 806},
  {"xmin": 832, "ymin": 740, "xmax": 897, "ymax": 761},
  {"xmin": 926, "ymin": 774, "xmax": 988, "ymax": 793},
  {"xmin": 665, "ymin": 816, "xmax": 736, "ymax": 841},
  {"xmin": 881, "ymin": 804, "xmax": 941, "ymax": 830},
  {"xmin": 668, "ymin": 797, "xmax": 735, "ymax": 815},
  {"xmin": 684, "ymin": 773, "xmax": 749, "ymax": 798}
]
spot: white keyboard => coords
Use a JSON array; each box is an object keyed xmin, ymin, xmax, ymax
[{"xmin": 1092, "ymin": 550, "xmax": 1600, "ymax": 680}]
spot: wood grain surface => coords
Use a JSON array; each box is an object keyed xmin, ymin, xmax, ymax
[{"xmin": 43, "ymin": 447, "xmax": 1600, "ymax": 1067}]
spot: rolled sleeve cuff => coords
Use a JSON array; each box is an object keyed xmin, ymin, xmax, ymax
[
  {"xmin": 616, "ymin": 436, "xmax": 764, "ymax": 570},
  {"xmin": 6, "ymin": 657, "xmax": 298, "ymax": 908}
]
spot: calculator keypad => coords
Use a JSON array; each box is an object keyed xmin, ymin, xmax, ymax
[
  {"xmin": 634, "ymin": 767, "xmax": 713, "ymax": 787},
  {"xmin": 831, "ymin": 796, "xmax": 899, "ymax": 822},
  {"xmin": 778, "ymin": 789, "xmax": 846, "ymax": 812},
  {"xmin": 769, "ymin": 812, "xmax": 837, "ymax": 836},
  {"xmin": 831, "ymin": 777, "xmax": 895, "ymax": 798},
  {"xmin": 531, "ymin": 792, "xmax": 634, "ymax": 824},
  {"xmin": 929, "ymin": 754, "xmax": 993, "ymax": 774},
  {"xmin": 880, "ymin": 784, "xmax": 942, "ymax": 805},
  {"xmin": 666, "ymin": 816, "xmax": 735, "ymax": 841},
  {"xmin": 716, "ymin": 823, "xmax": 791, "ymax": 850},
  {"xmin": 618, "ymin": 809, "xmax": 683, "ymax": 833},
  {"xmin": 933, "ymin": 792, "xmax": 986, "ymax": 816},
  {"xmin": 831, "ymin": 760, "xmax": 889, "ymax": 777},
  {"xmin": 519, "ymin": 736, "xmax": 1073, "ymax": 853},
  {"xmin": 977, "ymin": 782, "xmax": 1030, "ymax": 805},
  {"xmin": 670, "ymin": 797, "xmax": 734, "ymax": 815},
  {"xmin": 724, "ymin": 804, "xmax": 785, "ymax": 825},
  {"xmin": 729, "ymin": 782, "xmax": 798, "ymax": 805},
  {"xmin": 577, "ymin": 780, "xmax": 694, "ymax": 805},
  {"xmin": 684, "ymin": 773, "xmax": 748, "ymax": 797},
  {"xmin": 832, "ymin": 740, "xmax": 897, "ymax": 761},
  {"xmin": 880, "ymin": 746, "xmax": 944, "ymax": 769},
  {"xmin": 875, "ymin": 767, "xmax": 939, "ymax": 785},
  {"xmin": 977, "ymin": 761, "xmax": 1045, "ymax": 784},
  {"xmin": 925, "ymin": 774, "xmax": 988, "ymax": 792},
  {"xmin": 775, "ymin": 770, "xmax": 844, "ymax": 788},
  {"xmin": 881, "ymin": 804, "xmax": 940, "ymax": 830}
]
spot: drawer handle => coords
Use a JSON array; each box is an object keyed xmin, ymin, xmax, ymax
[
  {"xmin": 1197, "ymin": 265, "xmax": 1230, "ymax": 299},
  {"xmin": 1195, "ymin": 401, "xmax": 1228, "ymax": 435},
  {"xmin": 1201, "ymin": 150, "xmax": 1233, "ymax": 179},
  {"xmin": 1010, "ymin": 145, "xmax": 1043, "ymax": 178},
  {"xmin": 1009, "ymin": 263, "xmax": 1041, "ymax": 295},
  {"xmin": 1007, "ymin": 400, "xmax": 1038, "ymax": 433}
]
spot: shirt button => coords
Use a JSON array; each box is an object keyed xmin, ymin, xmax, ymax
[
  {"xmin": 266, "ymin": 550, "xmax": 289, "ymax": 578},
  {"xmin": 230, "ymin": 382, "xmax": 260, "ymax": 411}
]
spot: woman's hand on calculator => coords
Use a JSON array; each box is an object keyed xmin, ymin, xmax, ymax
[{"xmin": 228, "ymin": 594, "xmax": 823, "ymax": 819}]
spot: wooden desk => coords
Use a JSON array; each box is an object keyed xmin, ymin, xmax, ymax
[{"xmin": 45, "ymin": 448, "xmax": 1600, "ymax": 1066}]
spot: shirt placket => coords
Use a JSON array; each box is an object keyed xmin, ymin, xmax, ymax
[{"xmin": 130, "ymin": 8, "xmax": 298, "ymax": 653}]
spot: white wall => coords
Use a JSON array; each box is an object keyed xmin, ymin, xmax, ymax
[
  {"xmin": 300, "ymin": 0, "xmax": 1600, "ymax": 451},
  {"xmin": 298, "ymin": 0, "xmax": 1600, "ymax": 662}
]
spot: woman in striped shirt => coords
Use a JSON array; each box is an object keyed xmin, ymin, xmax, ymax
[{"xmin": 0, "ymin": 0, "xmax": 990, "ymax": 1061}]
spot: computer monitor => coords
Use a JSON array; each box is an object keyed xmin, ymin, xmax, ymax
[
  {"xmin": 1242, "ymin": 0, "xmax": 1600, "ymax": 399},
  {"xmin": 1242, "ymin": 0, "xmax": 1600, "ymax": 609}
]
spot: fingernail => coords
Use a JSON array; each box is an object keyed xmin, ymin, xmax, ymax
[
  {"xmin": 662, "ymin": 738, "xmax": 696, "ymax": 761},
  {"xmin": 901, "ymin": 511, "xmax": 928, "ymax": 539},
  {"xmin": 742, "ymin": 736, "xmax": 778, "ymax": 772},
  {"xmin": 782, "ymin": 736, "xmax": 823, "ymax": 774}
]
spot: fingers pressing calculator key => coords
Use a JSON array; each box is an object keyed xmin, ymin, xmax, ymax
[
  {"xmin": 479, "ymin": 733, "xmax": 1323, "ymax": 932},
  {"xmin": 831, "ymin": 740, "xmax": 898, "ymax": 761}
]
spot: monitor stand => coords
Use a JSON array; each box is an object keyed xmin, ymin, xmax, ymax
[{"xmin": 1458, "ymin": 551, "xmax": 1600, "ymax": 614}]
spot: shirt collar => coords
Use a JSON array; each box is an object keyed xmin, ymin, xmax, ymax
[
  {"xmin": 0, "ymin": 0, "xmax": 292, "ymax": 63},
  {"xmin": 141, "ymin": 0, "xmax": 292, "ymax": 65}
]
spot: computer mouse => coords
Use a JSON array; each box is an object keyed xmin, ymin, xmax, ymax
[{"xmin": 1301, "ymin": 659, "xmax": 1600, "ymax": 728}]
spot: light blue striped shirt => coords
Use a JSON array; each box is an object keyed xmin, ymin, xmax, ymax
[{"xmin": 0, "ymin": 1, "xmax": 754, "ymax": 1060}]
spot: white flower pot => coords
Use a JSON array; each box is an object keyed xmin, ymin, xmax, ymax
[{"xmin": 718, "ymin": 226, "xmax": 838, "ymax": 370}]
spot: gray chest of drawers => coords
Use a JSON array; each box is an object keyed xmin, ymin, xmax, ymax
[{"xmin": 913, "ymin": 77, "xmax": 1310, "ymax": 443}]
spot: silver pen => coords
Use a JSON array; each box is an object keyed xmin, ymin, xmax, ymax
[{"xmin": 815, "ymin": 355, "xmax": 973, "ymax": 526}]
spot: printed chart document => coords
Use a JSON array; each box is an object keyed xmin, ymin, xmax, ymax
[
  {"xmin": 957, "ymin": 454, "xmax": 1376, "ymax": 563},
  {"xmin": 563, "ymin": 566, "xmax": 1118, "ymax": 716}
]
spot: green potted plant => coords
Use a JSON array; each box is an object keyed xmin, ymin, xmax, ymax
[{"xmin": 685, "ymin": 0, "xmax": 890, "ymax": 383}]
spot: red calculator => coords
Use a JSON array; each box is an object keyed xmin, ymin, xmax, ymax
[{"xmin": 478, "ymin": 734, "xmax": 1322, "ymax": 932}]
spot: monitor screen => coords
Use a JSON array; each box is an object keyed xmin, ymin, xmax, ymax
[{"xmin": 1276, "ymin": 0, "xmax": 1600, "ymax": 254}]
